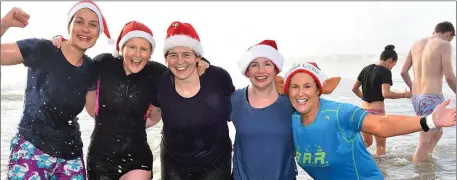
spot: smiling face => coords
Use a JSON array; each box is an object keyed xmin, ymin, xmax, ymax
[
  {"xmin": 67, "ymin": 8, "xmax": 100, "ymax": 50},
  {"xmin": 246, "ymin": 57, "xmax": 277, "ymax": 89},
  {"xmin": 288, "ymin": 72, "xmax": 321, "ymax": 114},
  {"xmin": 121, "ymin": 37, "xmax": 152, "ymax": 75},
  {"xmin": 165, "ymin": 46, "xmax": 199, "ymax": 80}
]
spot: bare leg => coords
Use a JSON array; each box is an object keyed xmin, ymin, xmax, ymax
[
  {"xmin": 374, "ymin": 136, "xmax": 386, "ymax": 156},
  {"xmin": 120, "ymin": 170, "xmax": 151, "ymax": 180},
  {"xmin": 413, "ymin": 131, "xmax": 434, "ymax": 163},
  {"xmin": 428, "ymin": 128, "xmax": 443, "ymax": 153},
  {"xmin": 362, "ymin": 132, "xmax": 373, "ymax": 148}
]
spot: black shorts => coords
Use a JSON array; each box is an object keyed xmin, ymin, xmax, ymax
[
  {"xmin": 161, "ymin": 154, "xmax": 232, "ymax": 180},
  {"xmin": 87, "ymin": 154, "xmax": 153, "ymax": 180},
  {"xmin": 87, "ymin": 144, "xmax": 153, "ymax": 180}
]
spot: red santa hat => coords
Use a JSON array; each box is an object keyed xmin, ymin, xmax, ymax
[
  {"xmin": 284, "ymin": 62, "xmax": 327, "ymax": 96},
  {"xmin": 163, "ymin": 21, "xmax": 203, "ymax": 56},
  {"xmin": 112, "ymin": 21, "xmax": 155, "ymax": 58},
  {"xmin": 67, "ymin": 0, "xmax": 114, "ymax": 44},
  {"xmin": 238, "ymin": 40, "xmax": 284, "ymax": 77}
]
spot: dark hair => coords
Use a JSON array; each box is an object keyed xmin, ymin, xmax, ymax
[
  {"xmin": 434, "ymin": 21, "xmax": 455, "ymax": 36},
  {"xmin": 380, "ymin": 45, "xmax": 398, "ymax": 61}
]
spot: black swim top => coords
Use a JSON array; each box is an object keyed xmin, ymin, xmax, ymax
[{"xmin": 357, "ymin": 64, "xmax": 393, "ymax": 103}]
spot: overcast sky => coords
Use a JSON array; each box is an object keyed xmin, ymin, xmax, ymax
[{"xmin": 1, "ymin": 1, "xmax": 455, "ymax": 61}]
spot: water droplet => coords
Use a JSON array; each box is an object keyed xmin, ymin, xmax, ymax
[
  {"xmin": 32, "ymin": 76, "xmax": 34, "ymax": 79},
  {"xmin": 118, "ymin": 165, "xmax": 122, "ymax": 168},
  {"xmin": 43, "ymin": 102, "xmax": 46, "ymax": 105},
  {"xmin": 128, "ymin": 154, "xmax": 131, "ymax": 156},
  {"xmin": 122, "ymin": 159, "xmax": 126, "ymax": 162},
  {"xmin": 103, "ymin": 105, "xmax": 106, "ymax": 107},
  {"xmin": 39, "ymin": 110, "xmax": 41, "ymax": 112},
  {"xmin": 71, "ymin": 152, "xmax": 74, "ymax": 155},
  {"xmin": 33, "ymin": 87, "xmax": 36, "ymax": 89},
  {"xmin": 117, "ymin": 139, "xmax": 120, "ymax": 142},
  {"xmin": 118, "ymin": 169, "xmax": 122, "ymax": 173},
  {"xmin": 54, "ymin": 107, "xmax": 57, "ymax": 110},
  {"xmin": 130, "ymin": 158, "xmax": 133, "ymax": 161},
  {"xmin": 40, "ymin": 89, "xmax": 42, "ymax": 92},
  {"xmin": 68, "ymin": 77, "xmax": 71, "ymax": 79},
  {"xmin": 68, "ymin": 120, "xmax": 72, "ymax": 124}
]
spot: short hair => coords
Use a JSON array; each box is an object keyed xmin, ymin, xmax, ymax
[{"xmin": 434, "ymin": 21, "xmax": 455, "ymax": 36}]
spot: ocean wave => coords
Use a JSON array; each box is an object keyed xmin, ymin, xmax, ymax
[{"xmin": 1, "ymin": 90, "xmax": 24, "ymax": 101}]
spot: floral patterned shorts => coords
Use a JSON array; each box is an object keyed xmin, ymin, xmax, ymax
[{"xmin": 7, "ymin": 135, "xmax": 86, "ymax": 180}]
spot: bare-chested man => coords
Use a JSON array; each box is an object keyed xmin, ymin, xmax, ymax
[{"xmin": 400, "ymin": 21, "xmax": 456, "ymax": 163}]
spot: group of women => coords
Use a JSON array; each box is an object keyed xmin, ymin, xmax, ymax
[{"xmin": 1, "ymin": 1, "xmax": 456, "ymax": 180}]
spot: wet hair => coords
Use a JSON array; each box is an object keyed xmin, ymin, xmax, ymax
[
  {"xmin": 380, "ymin": 45, "xmax": 398, "ymax": 61},
  {"xmin": 434, "ymin": 21, "xmax": 455, "ymax": 36}
]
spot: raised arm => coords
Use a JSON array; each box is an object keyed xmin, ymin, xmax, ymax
[
  {"xmin": 400, "ymin": 50, "xmax": 413, "ymax": 91},
  {"xmin": 1, "ymin": 8, "xmax": 30, "ymax": 65},
  {"xmin": 361, "ymin": 99, "xmax": 456, "ymax": 138},
  {"xmin": 1, "ymin": 7, "xmax": 29, "ymax": 37},
  {"xmin": 441, "ymin": 42, "xmax": 456, "ymax": 93},
  {"xmin": 1, "ymin": 43, "xmax": 24, "ymax": 65}
]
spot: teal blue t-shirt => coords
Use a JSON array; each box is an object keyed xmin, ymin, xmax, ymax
[{"xmin": 292, "ymin": 98, "xmax": 383, "ymax": 180}]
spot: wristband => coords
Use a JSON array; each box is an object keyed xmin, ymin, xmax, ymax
[
  {"xmin": 426, "ymin": 114, "xmax": 436, "ymax": 129},
  {"xmin": 420, "ymin": 116, "xmax": 429, "ymax": 132}
]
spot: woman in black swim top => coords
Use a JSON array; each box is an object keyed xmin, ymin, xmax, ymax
[{"xmin": 352, "ymin": 45, "xmax": 412, "ymax": 156}]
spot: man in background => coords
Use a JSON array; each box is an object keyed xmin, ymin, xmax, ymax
[{"xmin": 400, "ymin": 21, "xmax": 456, "ymax": 163}]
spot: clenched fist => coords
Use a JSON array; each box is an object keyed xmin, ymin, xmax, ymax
[{"xmin": 1, "ymin": 7, "xmax": 30, "ymax": 28}]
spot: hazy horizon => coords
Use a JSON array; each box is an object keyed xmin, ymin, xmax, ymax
[{"xmin": 1, "ymin": 1, "xmax": 456, "ymax": 90}]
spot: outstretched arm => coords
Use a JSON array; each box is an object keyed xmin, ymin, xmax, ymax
[
  {"xmin": 441, "ymin": 42, "xmax": 456, "ymax": 93},
  {"xmin": 400, "ymin": 50, "xmax": 413, "ymax": 91},
  {"xmin": 381, "ymin": 84, "xmax": 411, "ymax": 99},
  {"xmin": 361, "ymin": 99, "xmax": 456, "ymax": 137}
]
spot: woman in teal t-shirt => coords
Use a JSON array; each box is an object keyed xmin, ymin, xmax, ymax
[{"xmin": 281, "ymin": 62, "xmax": 456, "ymax": 180}]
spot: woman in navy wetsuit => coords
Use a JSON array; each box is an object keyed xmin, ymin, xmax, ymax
[
  {"xmin": 1, "ymin": 1, "xmax": 113, "ymax": 179},
  {"xmin": 152, "ymin": 21, "xmax": 234, "ymax": 180}
]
